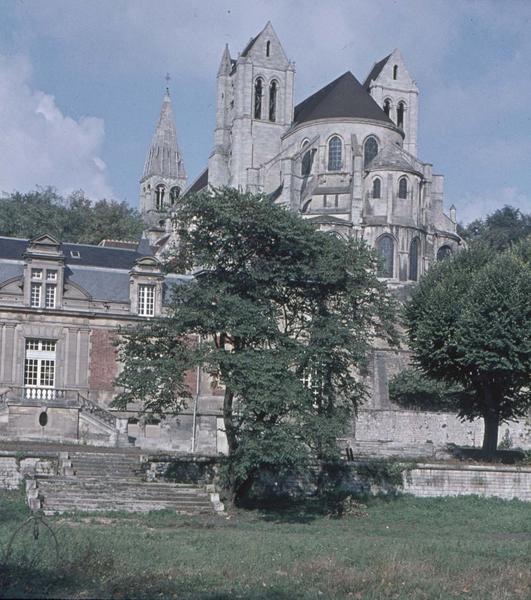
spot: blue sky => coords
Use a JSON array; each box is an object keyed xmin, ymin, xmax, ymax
[{"xmin": 0, "ymin": 0, "xmax": 530, "ymax": 223}]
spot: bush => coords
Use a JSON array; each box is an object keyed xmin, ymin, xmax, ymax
[{"xmin": 389, "ymin": 367, "xmax": 462, "ymax": 412}]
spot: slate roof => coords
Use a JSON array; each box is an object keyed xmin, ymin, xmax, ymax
[
  {"xmin": 363, "ymin": 54, "xmax": 391, "ymax": 89},
  {"xmin": 306, "ymin": 215, "xmax": 351, "ymax": 226},
  {"xmin": 293, "ymin": 72, "xmax": 393, "ymax": 127},
  {"xmin": 241, "ymin": 35, "xmax": 259, "ymax": 57},
  {"xmin": 367, "ymin": 143, "xmax": 422, "ymax": 174},
  {"xmin": 0, "ymin": 236, "xmax": 150, "ymax": 270},
  {"xmin": 0, "ymin": 236, "xmax": 189, "ymax": 304},
  {"xmin": 186, "ymin": 168, "xmax": 209, "ymax": 194}
]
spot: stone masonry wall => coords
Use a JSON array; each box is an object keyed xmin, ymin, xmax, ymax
[
  {"xmin": 0, "ymin": 455, "xmax": 57, "ymax": 489},
  {"xmin": 403, "ymin": 463, "xmax": 531, "ymax": 502},
  {"xmin": 355, "ymin": 409, "xmax": 531, "ymax": 450}
]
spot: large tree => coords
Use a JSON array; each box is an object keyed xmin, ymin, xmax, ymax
[
  {"xmin": 405, "ymin": 241, "xmax": 531, "ymax": 456},
  {"xmin": 459, "ymin": 205, "xmax": 531, "ymax": 252},
  {"xmin": 0, "ymin": 188, "xmax": 144, "ymax": 244},
  {"xmin": 113, "ymin": 188, "xmax": 397, "ymax": 502}
]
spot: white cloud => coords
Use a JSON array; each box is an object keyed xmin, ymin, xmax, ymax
[
  {"xmin": 455, "ymin": 186, "xmax": 531, "ymax": 225},
  {"xmin": 0, "ymin": 54, "xmax": 114, "ymax": 199}
]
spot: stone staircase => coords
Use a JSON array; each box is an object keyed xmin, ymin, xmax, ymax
[{"xmin": 32, "ymin": 450, "xmax": 218, "ymax": 515}]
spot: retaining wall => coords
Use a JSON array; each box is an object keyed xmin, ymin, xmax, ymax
[{"xmin": 403, "ymin": 463, "xmax": 531, "ymax": 501}]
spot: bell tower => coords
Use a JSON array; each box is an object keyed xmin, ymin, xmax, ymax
[
  {"xmin": 208, "ymin": 22, "xmax": 295, "ymax": 192},
  {"xmin": 139, "ymin": 87, "xmax": 187, "ymax": 229},
  {"xmin": 364, "ymin": 49, "xmax": 419, "ymax": 156}
]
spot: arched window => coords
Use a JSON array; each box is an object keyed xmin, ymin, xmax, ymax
[
  {"xmin": 301, "ymin": 148, "xmax": 314, "ymax": 177},
  {"xmin": 269, "ymin": 80, "xmax": 277, "ymax": 122},
  {"xmin": 327, "ymin": 136, "xmax": 342, "ymax": 171},
  {"xmin": 170, "ymin": 186, "xmax": 180, "ymax": 206},
  {"xmin": 409, "ymin": 238, "xmax": 419, "ymax": 281},
  {"xmin": 383, "ymin": 99, "xmax": 391, "ymax": 116},
  {"xmin": 377, "ymin": 235, "xmax": 394, "ymax": 278},
  {"xmin": 397, "ymin": 102, "xmax": 405, "ymax": 128},
  {"xmin": 437, "ymin": 245, "xmax": 453, "ymax": 261},
  {"xmin": 266, "ymin": 41, "xmax": 271, "ymax": 57},
  {"xmin": 364, "ymin": 136, "xmax": 378, "ymax": 167},
  {"xmin": 398, "ymin": 177, "xmax": 408, "ymax": 199},
  {"xmin": 372, "ymin": 178, "xmax": 381, "ymax": 199},
  {"xmin": 393, "ymin": 65, "xmax": 398, "ymax": 80},
  {"xmin": 155, "ymin": 184, "xmax": 165, "ymax": 210},
  {"xmin": 254, "ymin": 78, "xmax": 263, "ymax": 120}
]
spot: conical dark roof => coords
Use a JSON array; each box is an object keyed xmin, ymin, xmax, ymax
[{"xmin": 293, "ymin": 72, "xmax": 393, "ymax": 126}]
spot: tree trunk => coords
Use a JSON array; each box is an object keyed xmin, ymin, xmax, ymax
[
  {"xmin": 482, "ymin": 412, "xmax": 499, "ymax": 459},
  {"xmin": 222, "ymin": 386, "xmax": 239, "ymax": 507}
]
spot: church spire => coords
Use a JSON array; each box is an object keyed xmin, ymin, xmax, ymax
[
  {"xmin": 139, "ymin": 87, "xmax": 188, "ymax": 229},
  {"xmin": 217, "ymin": 44, "xmax": 232, "ymax": 76},
  {"xmin": 142, "ymin": 88, "xmax": 186, "ymax": 181}
]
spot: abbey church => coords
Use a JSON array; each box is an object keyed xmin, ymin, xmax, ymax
[
  {"xmin": 1, "ymin": 23, "xmax": 528, "ymax": 454},
  {"xmin": 141, "ymin": 21, "xmax": 461, "ymax": 282}
]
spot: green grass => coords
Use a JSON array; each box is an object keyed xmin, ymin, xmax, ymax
[{"xmin": 0, "ymin": 490, "xmax": 530, "ymax": 599}]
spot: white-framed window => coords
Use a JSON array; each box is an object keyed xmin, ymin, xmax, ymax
[
  {"xmin": 138, "ymin": 284, "xmax": 155, "ymax": 317},
  {"xmin": 24, "ymin": 339, "xmax": 57, "ymax": 398},
  {"xmin": 45, "ymin": 284, "xmax": 57, "ymax": 308},
  {"xmin": 31, "ymin": 268, "xmax": 43, "ymax": 280},
  {"xmin": 30, "ymin": 283, "xmax": 42, "ymax": 308},
  {"xmin": 46, "ymin": 270, "xmax": 57, "ymax": 281}
]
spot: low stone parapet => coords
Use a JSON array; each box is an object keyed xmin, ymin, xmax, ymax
[{"xmin": 403, "ymin": 463, "xmax": 531, "ymax": 502}]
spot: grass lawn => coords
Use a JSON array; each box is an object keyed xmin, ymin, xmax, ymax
[{"xmin": 0, "ymin": 490, "xmax": 529, "ymax": 599}]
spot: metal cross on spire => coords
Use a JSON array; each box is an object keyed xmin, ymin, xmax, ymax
[{"xmin": 165, "ymin": 73, "xmax": 171, "ymax": 94}]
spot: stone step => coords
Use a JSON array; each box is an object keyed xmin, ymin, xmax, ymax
[
  {"xmin": 35, "ymin": 449, "xmax": 217, "ymax": 515},
  {"xmin": 42, "ymin": 495, "xmax": 211, "ymax": 505},
  {"xmin": 40, "ymin": 490, "xmax": 206, "ymax": 499},
  {"xmin": 42, "ymin": 500, "xmax": 213, "ymax": 514}
]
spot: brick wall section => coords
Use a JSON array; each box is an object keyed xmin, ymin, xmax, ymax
[
  {"xmin": 89, "ymin": 329, "xmax": 118, "ymax": 391},
  {"xmin": 184, "ymin": 369, "xmax": 198, "ymax": 396},
  {"xmin": 403, "ymin": 464, "xmax": 531, "ymax": 502}
]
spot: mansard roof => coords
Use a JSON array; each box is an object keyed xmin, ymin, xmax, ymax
[
  {"xmin": 0, "ymin": 236, "xmax": 152, "ymax": 270},
  {"xmin": 142, "ymin": 90, "xmax": 186, "ymax": 181},
  {"xmin": 293, "ymin": 72, "xmax": 393, "ymax": 127}
]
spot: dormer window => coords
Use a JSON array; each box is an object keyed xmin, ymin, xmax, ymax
[
  {"xmin": 138, "ymin": 284, "xmax": 155, "ymax": 317},
  {"xmin": 45, "ymin": 283, "xmax": 56, "ymax": 308},
  {"xmin": 130, "ymin": 255, "xmax": 164, "ymax": 317},
  {"xmin": 29, "ymin": 268, "xmax": 58, "ymax": 308},
  {"xmin": 70, "ymin": 251, "xmax": 80, "ymax": 259},
  {"xmin": 24, "ymin": 234, "xmax": 64, "ymax": 310},
  {"xmin": 30, "ymin": 282, "xmax": 42, "ymax": 308}
]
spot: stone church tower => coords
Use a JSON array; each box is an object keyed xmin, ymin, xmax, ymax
[
  {"xmin": 139, "ymin": 89, "xmax": 187, "ymax": 242},
  {"xmin": 208, "ymin": 21, "xmax": 295, "ymax": 193},
  {"xmin": 364, "ymin": 49, "xmax": 419, "ymax": 156}
]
